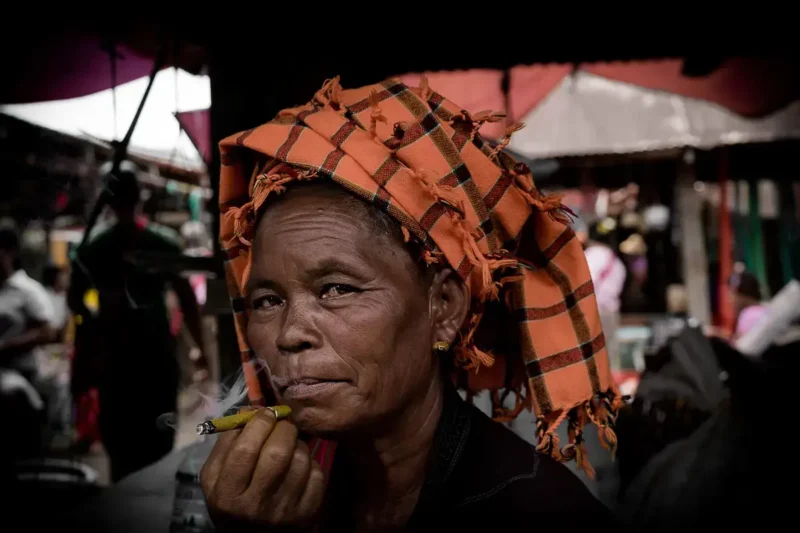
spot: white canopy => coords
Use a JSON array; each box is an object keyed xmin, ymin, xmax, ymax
[
  {"xmin": 508, "ymin": 71, "xmax": 800, "ymax": 159},
  {"xmin": 0, "ymin": 68, "xmax": 211, "ymax": 171}
]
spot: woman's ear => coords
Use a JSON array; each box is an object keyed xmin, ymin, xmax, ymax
[{"xmin": 429, "ymin": 268, "xmax": 470, "ymax": 346}]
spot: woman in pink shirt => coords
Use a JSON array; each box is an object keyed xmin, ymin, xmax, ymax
[{"xmin": 730, "ymin": 271, "xmax": 769, "ymax": 338}]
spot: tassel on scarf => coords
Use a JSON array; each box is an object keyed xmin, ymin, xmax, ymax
[
  {"xmin": 227, "ymin": 166, "xmax": 322, "ymax": 248},
  {"xmin": 534, "ymin": 392, "xmax": 622, "ymax": 478},
  {"xmin": 491, "ymin": 386, "xmax": 527, "ymax": 423},
  {"xmin": 422, "ymin": 249, "xmax": 443, "ymax": 265},
  {"xmin": 480, "ymin": 256, "xmax": 523, "ymax": 301},
  {"xmin": 225, "ymin": 202, "xmax": 256, "ymax": 246},
  {"xmin": 419, "ymin": 75, "xmax": 433, "ymax": 101},
  {"xmin": 510, "ymin": 163, "xmax": 575, "ymax": 225},
  {"xmin": 385, "ymin": 121, "xmax": 409, "ymax": 151},
  {"xmin": 405, "ymin": 168, "xmax": 463, "ymax": 209},
  {"xmin": 488, "ymin": 122, "xmax": 525, "ymax": 160},
  {"xmin": 450, "ymin": 109, "xmax": 507, "ymax": 142},
  {"xmin": 593, "ymin": 396, "xmax": 619, "ymax": 458},
  {"xmin": 314, "ymin": 76, "xmax": 343, "ymax": 110},
  {"xmin": 368, "ymin": 90, "xmax": 388, "ymax": 140},
  {"xmin": 455, "ymin": 308, "xmax": 496, "ymax": 372},
  {"xmin": 401, "ymin": 226, "xmax": 411, "ymax": 243}
]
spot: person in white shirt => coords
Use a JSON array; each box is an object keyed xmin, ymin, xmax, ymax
[
  {"xmin": 0, "ymin": 226, "xmax": 57, "ymax": 461},
  {"xmin": 0, "ymin": 227, "xmax": 56, "ymax": 379},
  {"xmin": 42, "ymin": 264, "xmax": 69, "ymax": 333}
]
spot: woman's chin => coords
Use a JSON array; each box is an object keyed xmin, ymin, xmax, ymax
[{"xmin": 291, "ymin": 404, "xmax": 354, "ymax": 438}]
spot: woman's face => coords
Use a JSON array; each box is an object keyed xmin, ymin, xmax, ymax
[{"xmin": 247, "ymin": 186, "xmax": 452, "ymax": 437}]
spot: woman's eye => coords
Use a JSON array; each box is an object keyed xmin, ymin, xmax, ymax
[
  {"xmin": 252, "ymin": 295, "xmax": 283, "ymax": 310},
  {"xmin": 320, "ymin": 284, "xmax": 359, "ymax": 299}
]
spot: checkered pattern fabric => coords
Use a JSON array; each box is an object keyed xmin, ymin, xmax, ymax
[{"xmin": 218, "ymin": 77, "xmax": 620, "ymax": 472}]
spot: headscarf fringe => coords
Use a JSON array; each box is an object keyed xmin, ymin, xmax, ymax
[
  {"xmin": 488, "ymin": 122, "xmax": 525, "ymax": 160},
  {"xmin": 510, "ymin": 163, "xmax": 575, "ymax": 225},
  {"xmin": 368, "ymin": 90, "xmax": 388, "ymax": 140},
  {"xmin": 386, "ymin": 122, "xmax": 408, "ymax": 151},
  {"xmin": 406, "ymin": 168, "xmax": 463, "ymax": 209},
  {"xmin": 422, "ymin": 249, "xmax": 443, "ymax": 265},
  {"xmin": 228, "ymin": 167, "xmax": 321, "ymax": 247},
  {"xmin": 418, "ymin": 75, "xmax": 433, "ymax": 101},
  {"xmin": 314, "ymin": 76, "xmax": 343, "ymax": 110},
  {"xmin": 225, "ymin": 201, "xmax": 256, "ymax": 246},
  {"xmin": 491, "ymin": 385, "xmax": 527, "ymax": 423},
  {"xmin": 454, "ymin": 307, "xmax": 495, "ymax": 372},
  {"xmin": 482, "ymin": 256, "xmax": 524, "ymax": 301},
  {"xmin": 450, "ymin": 109, "xmax": 507, "ymax": 142},
  {"xmin": 535, "ymin": 390, "xmax": 622, "ymax": 479}
]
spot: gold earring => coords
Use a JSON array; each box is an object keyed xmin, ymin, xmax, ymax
[{"xmin": 433, "ymin": 341, "xmax": 450, "ymax": 353}]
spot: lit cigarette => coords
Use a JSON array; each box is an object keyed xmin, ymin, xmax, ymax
[{"xmin": 196, "ymin": 405, "xmax": 292, "ymax": 435}]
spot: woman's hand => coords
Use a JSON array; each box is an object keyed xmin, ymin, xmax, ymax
[{"xmin": 199, "ymin": 409, "xmax": 326, "ymax": 530}]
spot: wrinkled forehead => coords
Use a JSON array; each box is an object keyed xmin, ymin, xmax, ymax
[
  {"xmin": 248, "ymin": 181, "xmax": 424, "ymax": 284},
  {"xmin": 254, "ymin": 181, "xmax": 389, "ymax": 243}
]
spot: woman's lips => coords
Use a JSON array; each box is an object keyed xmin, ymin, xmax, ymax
[
  {"xmin": 273, "ymin": 377, "xmax": 348, "ymax": 400},
  {"xmin": 283, "ymin": 380, "xmax": 347, "ymax": 400}
]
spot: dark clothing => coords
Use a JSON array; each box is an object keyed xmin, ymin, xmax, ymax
[
  {"xmin": 97, "ymin": 331, "xmax": 178, "ymax": 482},
  {"xmin": 54, "ymin": 384, "xmax": 614, "ymax": 531},
  {"xmin": 325, "ymin": 384, "xmax": 615, "ymax": 530},
  {"xmin": 69, "ymin": 221, "xmax": 183, "ymax": 481}
]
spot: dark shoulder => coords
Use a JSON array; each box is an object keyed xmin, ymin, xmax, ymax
[
  {"xmin": 72, "ymin": 224, "xmax": 115, "ymax": 265},
  {"xmin": 142, "ymin": 223, "xmax": 183, "ymax": 252},
  {"xmin": 449, "ymin": 403, "xmax": 612, "ymax": 525},
  {"xmin": 81, "ymin": 223, "xmax": 115, "ymax": 249}
]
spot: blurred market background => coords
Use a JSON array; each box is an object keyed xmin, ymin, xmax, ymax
[{"xmin": 2, "ymin": 21, "xmax": 799, "ymax": 531}]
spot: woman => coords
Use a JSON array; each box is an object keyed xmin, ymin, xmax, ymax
[{"xmin": 201, "ymin": 77, "xmax": 621, "ymax": 530}]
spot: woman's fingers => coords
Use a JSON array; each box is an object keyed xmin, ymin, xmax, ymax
[
  {"xmin": 268, "ymin": 440, "xmax": 313, "ymax": 510},
  {"xmin": 294, "ymin": 459, "xmax": 327, "ymax": 524},
  {"xmin": 217, "ymin": 409, "xmax": 280, "ymax": 495},
  {"xmin": 200, "ymin": 417, "xmax": 325, "ymax": 528},
  {"xmin": 199, "ymin": 430, "xmax": 238, "ymax": 495},
  {"xmin": 250, "ymin": 420, "xmax": 299, "ymax": 492}
]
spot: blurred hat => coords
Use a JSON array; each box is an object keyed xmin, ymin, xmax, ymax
[{"xmin": 620, "ymin": 233, "xmax": 648, "ymax": 256}]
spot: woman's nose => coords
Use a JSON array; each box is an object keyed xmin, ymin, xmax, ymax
[{"xmin": 276, "ymin": 298, "xmax": 318, "ymax": 355}]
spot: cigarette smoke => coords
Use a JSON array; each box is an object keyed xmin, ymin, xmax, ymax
[
  {"xmin": 156, "ymin": 358, "xmax": 271, "ymax": 431},
  {"xmin": 204, "ymin": 370, "xmax": 249, "ymax": 418}
]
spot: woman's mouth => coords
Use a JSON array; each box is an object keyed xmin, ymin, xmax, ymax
[{"xmin": 275, "ymin": 377, "xmax": 349, "ymax": 400}]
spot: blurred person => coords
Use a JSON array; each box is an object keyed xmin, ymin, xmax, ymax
[
  {"xmin": 0, "ymin": 226, "xmax": 57, "ymax": 381},
  {"xmin": 42, "ymin": 264, "xmax": 69, "ymax": 334},
  {"xmin": 39, "ymin": 264, "xmax": 73, "ymax": 445},
  {"xmin": 576, "ymin": 217, "xmax": 627, "ymax": 367},
  {"xmin": 0, "ymin": 225, "xmax": 56, "ymax": 461},
  {"xmin": 68, "ymin": 162, "xmax": 209, "ymax": 482},
  {"xmin": 729, "ymin": 271, "xmax": 768, "ymax": 339},
  {"xmin": 180, "ymin": 219, "xmax": 211, "ymax": 306}
]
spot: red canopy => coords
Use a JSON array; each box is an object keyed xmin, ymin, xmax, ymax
[
  {"xmin": 175, "ymin": 110, "xmax": 212, "ymax": 165},
  {"xmin": 583, "ymin": 58, "xmax": 800, "ymax": 118},
  {"xmin": 1, "ymin": 27, "xmax": 205, "ymax": 105},
  {"xmin": 402, "ymin": 58, "xmax": 799, "ymax": 131}
]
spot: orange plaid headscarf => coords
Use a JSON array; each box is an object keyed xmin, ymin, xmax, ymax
[{"xmin": 218, "ymin": 76, "xmax": 621, "ymax": 475}]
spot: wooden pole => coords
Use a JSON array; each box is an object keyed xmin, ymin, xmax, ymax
[
  {"xmin": 677, "ymin": 150, "xmax": 711, "ymax": 325},
  {"xmin": 718, "ymin": 149, "xmax": 735, "ymax": 333}
]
